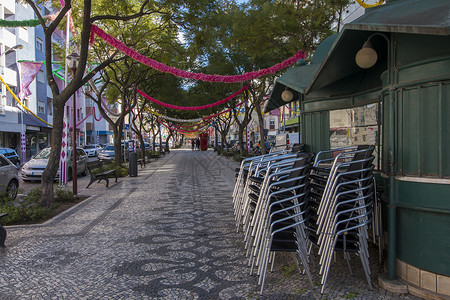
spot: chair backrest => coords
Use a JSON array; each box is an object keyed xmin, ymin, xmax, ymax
[
  {"xmin": 346, "ymin": 145, "xmax": 375, "ymax": 172},
  {"xmin": 278, "ymin": 153, "xmax": 314, "ymax": 189}
]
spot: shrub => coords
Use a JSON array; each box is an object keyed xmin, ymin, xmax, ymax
[
  {"xmin": 117, "ymin": 167, "xmax": 129, "ymax": 177},
  {"xmin": 23, "ymin": 187, "xmax": 41, "ymax": 204},
  {"xmin": 0, "ymin": 187, "xmax": 50, "ymax": 225},
  {"xmin": 54, "ymin": 188, "xmax": 75, "ymax": 202}
]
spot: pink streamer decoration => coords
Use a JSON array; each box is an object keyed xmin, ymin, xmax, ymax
[
  {"xmin": 90, "ymin": 25, "xmax": 305, "ymax": 83},
  {"xmin": 68, "ymin": 106, "xmax": 102, "ymax": 128},
  {"xmin": 137, "ymin": 85, "xmax": 249, "ymax": 111},
  {"xmin": 70, "ymin": 106, "xmax": 93, "ymax": 128}
]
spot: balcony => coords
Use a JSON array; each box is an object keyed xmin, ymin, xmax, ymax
[
  {"xmin": 0, "ymin": 28, "xmax": 17, "ymax": 49},
  {"xmin": 2, "ymin": 0, "xmax": 15, "ymax": 14},
  {"xmin": 1, "ymin": 66, "xmax": 17, "ymax": 87}
]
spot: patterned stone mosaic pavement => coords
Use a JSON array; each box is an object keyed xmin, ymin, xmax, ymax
[{"xmin": 0, "ymin": 148, "xmax": 421, "ymax": 299}]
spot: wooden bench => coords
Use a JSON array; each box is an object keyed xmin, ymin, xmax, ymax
[
  {"xmin": 86, "ymin": 161, "xmax": 118, "ymax": 188},
  {"xmin": 0, "ymin": 213, "xmax": 7, "ymax": 247}
]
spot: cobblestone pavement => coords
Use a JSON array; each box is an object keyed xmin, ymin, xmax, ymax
[{"xmin": 1, "ymin": 148, "xmax": 421, "ymax": 299}]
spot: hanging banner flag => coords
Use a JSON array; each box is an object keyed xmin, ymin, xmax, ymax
[
  {"xmin": 59, "ymin": 119, "xmax": 68, "ymax": 186},
  {"xmin": 18, "ymin": 61, "xmax": 43, "ymax": 100}
]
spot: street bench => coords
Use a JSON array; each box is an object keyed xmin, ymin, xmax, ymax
[
  {"xmin": 137, "ymin": 158, "xmax": 145, "ymax": 168},
  {"xmin": 0, "ymin": 213, "xmax": 8, "ymax": 247},
  {"xmin": 86, "ymin": 161, "xmax": 118, "ymax": 188}
]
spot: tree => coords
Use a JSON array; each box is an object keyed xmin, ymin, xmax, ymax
[{"xmin": 27, "ymin": 0, "xmax": 215, "ymax": 206}]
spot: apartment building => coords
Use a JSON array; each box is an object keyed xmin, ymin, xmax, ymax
[{"xmin": 0, "ymin": 1, "xmax": 113, "ymax": 162}]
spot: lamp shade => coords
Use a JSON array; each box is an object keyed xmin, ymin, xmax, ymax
[
  {"xmin": 66, "ymin": 52, "xmax": 80, "ymax": 71},
  {"xmin": 355, "ymin": 41, "xmax": 377, "ymax": 69},
  {"xmin": 281, "ymin": 89, "xmax": 294, "ymax": 102}
]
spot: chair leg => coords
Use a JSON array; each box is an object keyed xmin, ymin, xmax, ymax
[
  {"xmin": 98, "ymin": 177, "xmax": 110, "ymax": 187},
  {"xmin": 86, "ymin": 178, "xmax": 94, "ymax": 189}
]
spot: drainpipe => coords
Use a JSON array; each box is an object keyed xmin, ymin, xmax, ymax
[
  {"xmin": 387, "ymin": 87, "xmax": 397, "ymax": 280},
  {"xmin": 387, "ymin": 33, "xmax": 398, "ymax": 279}
]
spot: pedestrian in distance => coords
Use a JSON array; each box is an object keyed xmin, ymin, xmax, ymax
[
  {"xmin": 192, "ymin": 139, "xmax": 195, "ymax": 150},
  {"xmin": 196, "ymin": 138, "xmax": 200, "ymax": 150}
]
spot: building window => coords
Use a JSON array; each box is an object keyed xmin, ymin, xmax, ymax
[
  {"xmin": 36, "ymin": 38, "xmax": 43, "ymax": 52},
  {"xmin": 47, "ymin": 98, "xmax": 52, "ymax": 116},
  {"xmin": 37, "ymin": 70, "xmax": 45, "ymax": 83},
  {"xmin": 269, "ymin": 119, "xmax": 275, "ymax": 130},
  {"xmin": 38, "ymin": 100, "xmax": 45, "ymax": 114},
  {"xmin": 329, "ymin": 103, "xmax": 381, "ymax": 169}
]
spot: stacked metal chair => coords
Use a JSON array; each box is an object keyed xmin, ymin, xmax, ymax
[
  {"xmin": 232, "ymin": 144, "xmax": 379, "ymax": 295},
  {"xmin": 307, "ymin": 145, "xmax": 376, "ymax": 293},
  {"xmin": 232, "ymin": 150, "xmax": 290, "ymax": 231},
  {"xmin": 235, "ymin": 153, "xmax": 314, "ymax": 294}
]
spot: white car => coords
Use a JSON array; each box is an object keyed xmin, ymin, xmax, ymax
[
  {"xmin": 0, "ymin": 154, "xmax": 19, "ymax": 200},
  {"xmin": 21, "ymin": 147, "xmax": 87, "ymax": 182},
  {"xmin": 83, "ymin": 144, "xmax": 102, "ymax": 157}
]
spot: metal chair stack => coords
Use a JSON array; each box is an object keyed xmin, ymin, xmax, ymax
[
  {"xmin": 307, "ymin": 145, "xmax": 376, "ymax": 293},
  {"xmin": 243, "ymin": 153, "xmax": 315, "ymax": 294},
  {"xmin": 232, "ymin": 151, "xmax": 292, "ymax": 232}
]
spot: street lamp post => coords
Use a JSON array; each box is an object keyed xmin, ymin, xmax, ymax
[{"xmin": 66, "ymin": 52, "xmax": 80, "ymax": 195}]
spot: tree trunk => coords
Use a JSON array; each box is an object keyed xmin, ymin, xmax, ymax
[
  {"xmin": 113, "ymin": 123, "xmax": 123, "ymax": 166},
  {"xmin": 238, "ymin": 125, "xmax": 245, "ymax": 156},
  {"xmin": 40, "ymin": 98, "xmax": 65, "ymax": 207},
  {"xmin": 255, "ymin": 103, "xmax": 267, "ymax": 155},
  {"xmin": 137, "ymin": 133, "xmax": 145, "ymax": 161}
]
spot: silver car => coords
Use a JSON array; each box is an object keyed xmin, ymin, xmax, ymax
[
  {"xmin": 21, "ymin": 147, "xmax": 87, "ymax": 182},
  {"xmin": 0, "ymin": 154, "xmax": 19, "ymax": 200},
  {"xmin": 83, "ymin": 144, "xmax": 102, "ymax": 157},
  {"xmin": 98, "ymin": 144, "xmax": 116, "ymax": 161}
]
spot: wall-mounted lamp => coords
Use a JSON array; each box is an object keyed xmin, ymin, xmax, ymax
[
  {"xmin": 281, "ymin": 88, "xmax": 294, "ymax": 102},
  {"xmin": 355, "ymin": 40, "xmax": 378, "ymax": 69}
]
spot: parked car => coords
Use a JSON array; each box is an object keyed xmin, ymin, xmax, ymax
[
  {"xmin": 21, "ymin": 147, "xmax": 87, "ymax": 182},
  {"xmin": 98, "ymin": 144, "xmax": 116, "ymax": 161},
  {"xmin": 0, "ymin": 148, "xmax": 20, "ymax": 167},
  {"xmin": 83, "ymin": 144, "xmax": 102, "ymax": 157},
  {"xmin": 0, "ymin": 154, "xmax": 19, "ymax": 200}
]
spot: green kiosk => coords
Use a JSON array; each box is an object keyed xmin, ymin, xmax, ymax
[{"xmin": 265, "ymin": 0, "xmax": 450, "ymax": 298}]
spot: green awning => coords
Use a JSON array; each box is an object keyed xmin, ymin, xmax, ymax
[
  {"xmin": 264, "ymin": 0, "xmax": 450, "ymax": 113},
  {"xmin": 264, "ymin": 34, "xmax": 338, "ymax": 113}
]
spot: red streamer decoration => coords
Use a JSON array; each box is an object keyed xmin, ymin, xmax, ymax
[
  {"xmin": 90, "ymin": 25, "xmax": 305, "ymax": 83},
  {"xmin": 136, "ymin": 86, "xmax": 248, "ymax": 111}
]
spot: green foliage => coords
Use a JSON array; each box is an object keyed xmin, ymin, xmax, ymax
[
  {"xmin": 1, "ymin": 187, "xmax": 46, "ymax": 225},
  {"xmin": 117, "ymin": 167, "xmax": 129, "ymax": 177},
  {"xmin": 24, "ymin": 187, "xmax": 42, "ymax": 204},
  {"xmin": 146, "ymin": 150, "xmax": 160, "ymax": 158},
  {"xmin": 0, "ymin": 185, "xmax": 84, "ymax": 225},
  {"xmin": 54, "ymin": 188, "xmax": 75, "ymax": 202}
]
